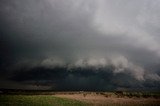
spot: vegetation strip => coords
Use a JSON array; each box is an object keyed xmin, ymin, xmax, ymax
[{"xmin": 0, "ymin": 95, "xmax": 88, "ymax": 106}]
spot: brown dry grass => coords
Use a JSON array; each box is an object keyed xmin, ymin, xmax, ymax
[{"xmin": 55, "ymin": 92, "xmax": 160, "ymax": 106}]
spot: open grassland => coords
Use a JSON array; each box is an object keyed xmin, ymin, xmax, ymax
[
  {"xmin": 55, "ymin": 92, "xmax": 160, "ymax": 106},
  {"xmin": 0, "ymin": 95, "xmax": 88, "ymax": 106},
  {"xmin": 0, "ymin": 91, "xmax": 160, "ymax": 106}
]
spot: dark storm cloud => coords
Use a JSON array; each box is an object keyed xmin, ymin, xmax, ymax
[
  {"xmin": 0, "ymin": 0, "xmax": 160, "ymax": 90},
  {"xmin": 10, "ymin": 66, "xmax": 160, "ymax": 91}
]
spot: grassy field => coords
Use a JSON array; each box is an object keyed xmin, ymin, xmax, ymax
[
  {"xmin": 0, "ymin": 91, "xmax": 160, "ymax": 106},
  {"xmin": 0, "ymin": 95, "xmax": 88, "ymax": 106},
  {"xmin": 55, "ymin": 92, "xmax": 160, "ymax": 106}
]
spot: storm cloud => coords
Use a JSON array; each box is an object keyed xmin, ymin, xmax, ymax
[{"xmin": 0, "ymin": 0, "xmax": 160, "ymax": 90}]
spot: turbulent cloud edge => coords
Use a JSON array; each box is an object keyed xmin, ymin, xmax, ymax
[{"xmin": 10, "ymin": 55, "xmax": 160, "ymax": 81}]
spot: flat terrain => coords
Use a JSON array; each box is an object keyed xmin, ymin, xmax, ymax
[
  {"xmin": 0, "ymin": 91, "xmax": 160, "ymax": 106},
  {"xmin": 0, "ymin": 95, "xmax": 88, "ymax": 106},
  {"xmin": 55, "ymin": 92, "xmax": 160, "ymax": 106}
]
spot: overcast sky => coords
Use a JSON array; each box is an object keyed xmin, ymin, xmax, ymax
[{"xmin": 0, "ymin": 0, "xmax": 160, "ymax": 90}]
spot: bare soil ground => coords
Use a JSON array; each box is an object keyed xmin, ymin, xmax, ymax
[{"xmin": 55, "ymin": 92, "xmax": 160, "ymax": 106}]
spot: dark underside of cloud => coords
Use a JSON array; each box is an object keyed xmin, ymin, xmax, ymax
[
  {"xmin": 8, "ymin": 66, "xmax": 160, "ymax": 91},
  {"xmin": 0, "ymin": 0, "xmax": 160, "ymax": 91}
]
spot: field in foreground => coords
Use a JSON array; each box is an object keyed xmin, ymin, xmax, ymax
[
  {"xmin": 0, "ymin": 92, "xmax": 160, "ymax": 106},
  {"xmin": 55, "ymin": 92, "xmax": 160, "ymax": 106},
  {"xmin": 0, "ymin": 95, "xmax": 88, "ymax": 106}
]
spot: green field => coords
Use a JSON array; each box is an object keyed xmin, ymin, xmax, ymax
[{"xmin": 0, "ymin": 95, "xmax": 88, "ymax": 106}]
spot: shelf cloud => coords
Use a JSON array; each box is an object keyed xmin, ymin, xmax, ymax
[{"xmin": 0, "ymin": 0, "xmax": 160, "ymax": 90}]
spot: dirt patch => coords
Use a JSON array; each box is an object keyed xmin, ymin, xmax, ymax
[{"xmin": 55, "ymin": 92, "xmax": 160, "ymax": 106}]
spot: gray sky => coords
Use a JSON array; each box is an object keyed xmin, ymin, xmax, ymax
[{"xmin": 0, "ymin": 0, "xmax": 160, "ymax": 90}]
